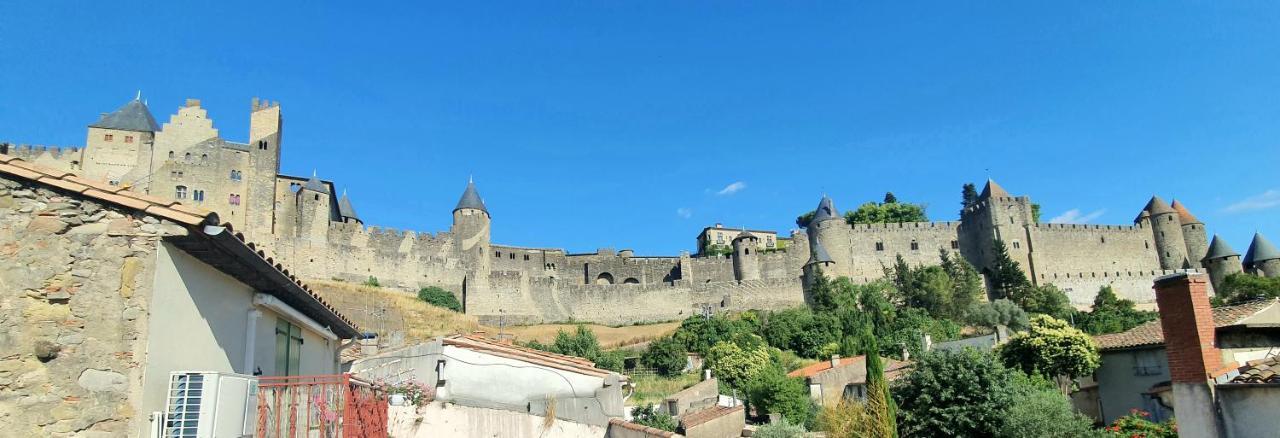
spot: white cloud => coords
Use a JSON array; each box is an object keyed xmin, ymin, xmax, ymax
[
  {"xmin": 676, "ymin": 208, "xmax": 692, "ymax": 219},
  {"xmin": 1224, "ymin": 189, "xmax": 1280, "ymax": 214},
  {"xmin": 716, "ymin": 181, "xmax": 747, "ymax": 196},
  {"xmin": 1049, "ymin": 208, "xmax": 1106, "ymax": 224}
]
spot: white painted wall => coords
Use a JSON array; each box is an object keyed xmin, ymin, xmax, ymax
[
  {"xmin": 138, "ymin": 243, "xmax": 340, "ymax": 436},
  {"xmin": 437, "ymin": 344, "xmax": 605, "ymax": 410},
  {"xmin": 387, "ymin": 403, "xmax": 606, "ymax": 438}
]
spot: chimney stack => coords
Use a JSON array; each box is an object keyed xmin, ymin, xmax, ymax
[
  {"xmin": 1153, "ymin": 272, "xmax": 1223, "ymax": 438},
  {"xmin": 830, "ymin": 354, "xmax": 839, "ymax": 369}
]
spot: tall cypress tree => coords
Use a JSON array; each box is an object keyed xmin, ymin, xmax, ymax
[
  {"xmin": 862, "ymin": 331, "xmax": 898, "ymax": 438},
  {"xmin": 990, "ymin": 240, "xmax": 1029, "ymax": 300}
]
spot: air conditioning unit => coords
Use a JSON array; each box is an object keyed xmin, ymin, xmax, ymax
[{"xmin": 161, "ymin": 371, "xmax": 258, "ymax": 438}]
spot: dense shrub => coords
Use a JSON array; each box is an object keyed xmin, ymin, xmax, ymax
[
  {"xmin": 966, "ymin": 299, "xmax": 1030, "ymax": 332},
  {"xmin": 631, "ymin": 404, "xmax": 677, "ymax": 432},
  {"xmin": 641, "ymin": 337, "xmax": 687, "ymax": 377},
  {"xmin": 753, "ymin": 418, "xmax": 807, "ymax": 438},
  {"xmin": 1105, "ymin": 409, "xmax": 1177, "ymax": 437},
  {"xmin": 524, "ymin": 325, "xmax": 625, "ymax": 373},
  {"xmin": 894, "ymin": 349, "xmax": 1019, "ymax": 437},
  {"xmin": 998, "ymin": 315, "xmax": 1101, "ymax": 382},
  {"xmin": 1075, "ymin": 286, "xmax": 1156, "ymax": 335},
  {"xmin": 416, "ymin": 286, "xmax": 462, "ymax": 312},
  {"xmin": 1213, "ymin": 272, "xmax": 1280, "ymax": 306},
  {"xmin": 998, "ymin": 377, "xmax": 1102, "ymax": 438},
  {"xmin": 745, "ymin": 366, "xmax": 815, "ymax": 428}
]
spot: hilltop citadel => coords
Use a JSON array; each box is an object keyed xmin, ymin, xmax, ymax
[{"xmin": 6, "ymin": 95, "xmax": 1279, "ymax": 325}]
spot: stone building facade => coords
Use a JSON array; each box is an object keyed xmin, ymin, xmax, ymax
[{"xmin": 5, "ymin": 95, "xmax": 1273, "ymax": 325}]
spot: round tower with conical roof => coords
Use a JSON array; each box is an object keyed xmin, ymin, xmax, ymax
[
  {"xmin": 451, "ymin": 179, "xmax": 492, "ymax": 313},
  {"xmin": 809, "ymin": 195, "xmax": 847, "ymax": 278},
  {"xmin": 1202, "ymin": 235, "xmax": 1243, "ymax": 291},
  {"xmin": 731, "ymin": 230, "xmax": 761, "ymax": 281},
  {"xmin": 1171, "ymin": 200, "xmax": 1208, "ymax": 268},
  {"xmin": 1143, "ymin": 196, "xmax": 1189, "ymax": 269},
  {"xmin": 1244, "ymin": 233, "xmax": 1280, "ymax": 278}
]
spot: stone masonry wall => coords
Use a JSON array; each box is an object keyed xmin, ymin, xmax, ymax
[{"xmin": 0, "ymin": 175, "xmax": 185, "ymax": 436}]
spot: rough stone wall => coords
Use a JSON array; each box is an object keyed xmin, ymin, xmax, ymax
[
  {"xmin": 145, "ymin": 140, "xmax": 251, "ymax": 231},
  {"xmin": 1027, "ymin": 223, "xmax": 1159, "ymax": 277},
  {"xmin": 0, "ymin": 175, "xmax": 171, "ymax": 436},
  {"xmin": 1038, "ymin": 268, "xmax": 1212, "ymax": 307},
  {"xmin": 82, "ymin": 128, "xmax": 149, "ymax": 184},
  {"xmin": 245, "ymin": 101, "xmax": 282, "ymax": 243},
  {"xmin": 836, "ymin": 221, "xmax": 962, "ymax": 282}
]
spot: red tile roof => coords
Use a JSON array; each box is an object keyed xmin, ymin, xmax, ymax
[
  {"xmin": 1229, "ymin": 356, "xmax": 1280, "ymax": 384},
  {"xmin": 0, "ymin": 155, "xmax": 360, "ymax": 335},
  {"xmin": 442, "ymin": 334, "xmax": 621, "ymax": 379},
  {"xmin": 608, "ymin": 418, "xmax": 679, "ymax": 437},
  {"xmin": 786, "ymin": 355, "xmax": 911, "ymax": 381},
  {"xmin": 679, "ymin": 405, "xmax": 743, "ymax": 429},
  {"xmin": 1095, "ymin": 299, "xmax": 1278, "ymax": 351}
]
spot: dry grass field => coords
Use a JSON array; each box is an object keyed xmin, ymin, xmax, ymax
[{"xmin": 308, "ymin": 280, "xmax": 680, "ymax": 350}]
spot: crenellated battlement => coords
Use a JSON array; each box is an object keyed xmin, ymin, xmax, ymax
[
  {"xmin": 1032, "ymin": 222, "xmax": 1145, "ymax": 232},
  {"xmin": 847, "ymin": 221, "xmax": 962, "ymax": 232}
]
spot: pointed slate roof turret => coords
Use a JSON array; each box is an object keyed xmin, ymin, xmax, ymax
[
  {"xmin": 810, "ymin": 195, "xmax": 841, "ymax": 224},
  {"xmin": 979, "ymin": 179, "xmax": 1011, "ymax": 199},
  {"xmin": 732, "ymin": 229, "xmax": 756, "ymax": 242},
  {"xmin": 302, "ymin": 170, "xmax": 327, "ymax": 193},
  {"xmin": 337, "ymin": 190, "xmax": 359, "ymax": 222},
  {"xmin": 1170, "ymin": 200, "xmax": 1202, "ymax": 224},
  {"xmin": 1204, "ymin": 235, "xmax": 1239, "ymax": 261},
  {"xmin": 1143, "ymin": 195, "xmax": 1175, "ymax": 215},
  {"xmin": 454, "ymin": 178, "xmax": 488, "ymax": 214},
  {"xmin": 89, "ymin": 97, "xmax": 160, "ymax": 133},
  {"xmin": 1243, "ymin": 233, "xmax": 1280, "ymax": 267},
  {"xmin": 808, "ymin": 239, "xmax": 834, "ymax": 265}
]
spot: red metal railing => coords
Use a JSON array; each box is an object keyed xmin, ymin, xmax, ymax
[{"xmin": 256, "ymin": 373, "xmax": 388, "ymax": 437}]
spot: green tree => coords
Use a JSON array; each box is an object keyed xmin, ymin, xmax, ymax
[
  {"xmin": 416, "ymin": 286, "xmax": 462, "ymax": 312},
  {"xmin": 1076, "ymin": 286, "xmax": 1157, "ymax": 335},
  {"xmin": 966, "ymin": 299, "xmax": 1030, "ymax": 332},
  {"xmin": 846, "ymin": 202, "xmax": 928, "ymax": 225},
  {"xmin": 705, "ymin": 340, "xmax": 771, "ymax": 391},
  {"xmin": 631, "ymin": 404, "xmax": 678, "ymax": 432},
  {"xmin": 861, "ymin": 332, "xmax": 897, "ymax": 438},
  {"xmin": 894, "ymin": 349, "xmax": 1019, "ymax": 437},
  {"xmin": 1214, "ymin": 272, "xmax": 1280, "ymax": 306},
  {"xmin": 745, "ymin": 366, "xmax": 816, "ymax": 427},
  {"xmin": 998, "ymin": 315, "xmax": 1101, "ymax": 387},
  {"xmin": 642, "ymin": 337, "xmax": 687, "ymax": 377},
  {"xmin": 796, "ymin": 210, "xmax": 816, "ymax": 228},
  {"xmin": 1010, "ymin": 284, "xmax": 1074, "ymax": 320},
  {"xmin": 702, "ymin": 244, "xmax": 734, "ymax": 257},
  {"xmin": 363, "ymin": 276, "xmax": 380, "ymax": 287},
  {"xmin": 989, "ymin": 240, "xmax": 1029, "ymax": 299},
  {"xmin": 961, "ymin": 183, "xmax": 979, "ymax": 211},
  {"xmin": 529, "ymin": 325, "xmax": 626, "ymax": 372},
  {"xmin": 673, "ymin": 314, "xmax": 754, "ymax": 355},
  {"xmin": 883, "ymin": 192, "xmax": 898, "ymax": 204},
  {"xmin": 806, "ymin": 267, "xmax": 840, "ymax": 312},
  {"xmin": 940, "ymin": 249, "xmax": 985, "ymax": 319}
]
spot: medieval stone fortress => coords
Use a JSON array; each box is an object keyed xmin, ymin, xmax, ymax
[{"xmin": 6, "ymin": 95, "xmax": 1278, "ymax": 326}]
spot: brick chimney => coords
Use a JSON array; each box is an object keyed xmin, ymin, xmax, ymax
[
  {"xmin": 1154, "ymin": 272, "xmax": 1225, "ymax": 382},
  {"xmin": 1152, "ymin": 272, "xmax": 1223, "ymax": 438}
]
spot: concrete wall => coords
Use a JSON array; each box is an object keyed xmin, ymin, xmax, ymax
[
  {"xmin": 660, "ymin": 378, "xmax": 719, "ymax": 417},
  {"xmin": 683, "ymin": 407, "xmax": 744, "ymax": 438},
  {"xmin": 1094, "ymin": 348, "xmax": 1173, "ymax": 423},
  {"xmin": 139, "ymin": 242, "xmax": 339, "ymax": 435},
  {"xmin": 1216, "ymin": 385, "xmax": 1280, "ymax": 438},
  {"xmin": 387, "ymin": 403, "xmax": 608, "ymax": 438}
]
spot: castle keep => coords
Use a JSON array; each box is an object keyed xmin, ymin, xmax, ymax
[{"xmin": 6, "ymin": 95, "xmax": 1276, "ymax": 325}]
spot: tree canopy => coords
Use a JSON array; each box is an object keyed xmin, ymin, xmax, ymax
[
  {"xmin": 846, "ymin": 201, "xmax": 928, "ymax": 225},
  {"xmin": 1213, "ymin": 272, "xmax": 1280, "ymax": 306},
  {"xmin": 894, "ymin": 349, "xmax": 1020, "ymax": 437},
  {"xmin": 998, "ymin": 315, "xmax": 1101, "ymax": 381},
  {"xmin": 1075, "ymin": 286, "xmax": 1157, "ymax": 335},
  {"xmin": 417, "ymin": 286, "xmax": 462, "ymax": 312}
]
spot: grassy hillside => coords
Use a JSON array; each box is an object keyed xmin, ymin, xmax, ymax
[
  {"xmin": 308, "ymin": 280, "xmax": 680, "ymax": 349},
  {"xmin": 308, "ymin": 280, "xmax": 481, "ymax": 342}
]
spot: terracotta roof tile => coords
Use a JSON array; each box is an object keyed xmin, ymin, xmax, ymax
[
  {"xmin": 679, "ymin": 405, "xmax": 743, "ymax": 429},
  {"xmin": 442, "ymin": 335, "xmax": 618, "ymax": 378},
  {"xmin": 1230, "ymin": 356, "xmax": 1280, "ymax": 384},
  {"xmin": 786, "ymin": 355, "xmax": 911, "ymax": 380},
  {"xmin": 1095, "ymin": 299, "xmax": 1279, "ymax": 350},
  {"xmin": 608, "ymin": 418, "xmax": 679, "ymax": 437},
  {"xmin": 0, "ymin": 156, "xmax": 360, "ymax": 335}
]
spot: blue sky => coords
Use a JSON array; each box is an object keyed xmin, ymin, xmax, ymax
[{"xmin": 1, "ymin": 2, "xmax": 1277, "ymax": 255}]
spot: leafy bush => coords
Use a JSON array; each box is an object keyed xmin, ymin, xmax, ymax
[
  {"xmin": 745, "ymin": 366, "xmax": 815, "ymax": 428},
  {"xmin": 846, "ymin": 201, "xmax": 928, "ymax": 225},
  {"xmin": 894, "ymin": 349, "xmax": 1019, "ymax": 437},
  {"xmin": 416, "ymin": 286, "xmax": 462, "ymax": 312},
  {"xmin": 673, "ymin": 314, "xmax": 755, "ymax": 355},
  {"xmin": 1213, "ymin": 272, "xmax": 1280, "ymax": 306},
  {"xmin": 642, "ymin": 337, "xmax": 687, "ymax": 377},
  {"xmin": 753, "ymin": 418, "xmax": 807, "ymax": 438},
  {"xmin": 1075, "ymin": 286, "xmax": 1156, "ymax": 335},
  {"xmin": 706, "ymin": 340, "xmax": 770, "ymax": 390},
  {"xmin": 966, "ymin": 299, "xmax": 1030, "ymax": 332},
  {"xmin": 1105, "ymin": 409, "xmax": 1177, "ymax": 437},
  {"xmin": 998, "ymin": 315, "xmax": 1101, "ymax": 382},
  {"xmin": 818, "ymin": 400, "xmax": 878, "ymax": 438},
  {"xmin": 998, "ymin": 382, "xmax": 1102, "ymax": 438},
  {"xmin": 524, "ymin": 325, "xmax": 626, "ymax": 372},
  {"xmin": 363, "ymin": 276, "xmax": 380, "ymax": 287},
  {"xmin": 631, "ymin": 404, "xmax": 678, "ymax": 432}
]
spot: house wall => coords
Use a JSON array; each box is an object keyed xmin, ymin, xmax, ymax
[
  {"xmin": 387, "ymin": 403, "xmax": 608, "ymax": 438},
  {"xmin": 1215, "ymin": 385, "xmax": 1280, "ymax": 438},
  {"xmin": 0, "ymin": 178, "xmax": 159, "ymax": 436},
  {"xmin": 683, "ymin": 408, "xmax": 745, "ymax": 438},
  {"xmin": 809, "ymin": 360, "xmax": 868, "ymax": 405},
  {"xmin": 139, "ymin": 242, "xmax": 339, "ymax": 435},
  {"xmin": 1094, "ymin": 348, "xmax": 1172, "ymax": 424}
]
